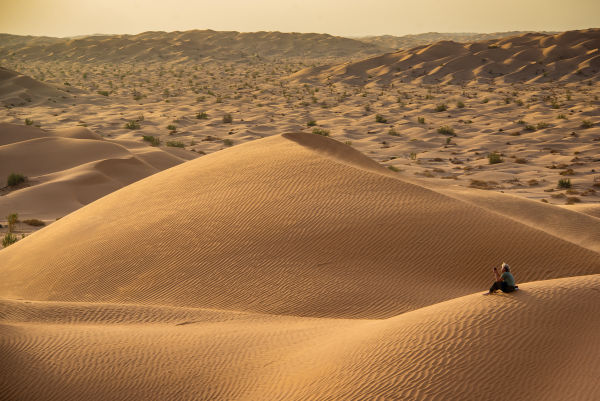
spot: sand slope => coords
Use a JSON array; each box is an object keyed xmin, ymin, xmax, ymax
[
  {"xmin": 0, "ymin": 123, "xmax": 189, "ymax": 220},
  {"xmin": 0, "ymin": 66, "xmax": 70, "ymax": 107},
  {"xmin": 1, "ymin": 133, "xmax": 598, "ymax": 318},
  {"xmin": 292, "ymin": 29, "xmax": 600, "ymax": 84},
  {"xmin": 1, "ymin": 275, "xmax": 598, "ymax": 400}
]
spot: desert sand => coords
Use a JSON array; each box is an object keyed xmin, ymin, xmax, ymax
[{"xmin": 1, "ymin": 29, "xmax": 599, "ymax": 400}]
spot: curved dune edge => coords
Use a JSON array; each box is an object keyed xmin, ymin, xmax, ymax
[
  {"xmin": 1, "ymin": 274, "xmax": 598, "ymax": 400},
  {"xmin": 1, "ymin": 133, "xmax": 599, "ymax": 320}
]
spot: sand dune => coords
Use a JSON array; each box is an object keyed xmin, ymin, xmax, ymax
[
  {"xmin": 0, "ymin": 30, "xmax": 388, "ymax": 64},
  {"xmin": 0, "ymin": 123, "xmax": 190, "ymax": 220},
  {"xmin": 0, "ymin": 66, "xmax": 71, "ymax": 107},
  {"xmin": 1, "ymin": 133, "xmax": 598, "ymax": 318},
  {"xmin": 1, "ymin": 274, "xmax": 598, "ymax": 400},
  {"xmin": 291, "ymin": 29, "xmax": 600, "ymax": 84}
]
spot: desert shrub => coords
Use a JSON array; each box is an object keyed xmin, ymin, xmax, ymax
[
  {"xmin": 456, "ymin": 101, "xmax": 465, "ymax": 108},
  {"xmin": 482, "ymin": 98, "xmax": 489, "ymax": 103},
  {"xmin": 387, "ymin": 166, "xmax": 400, "ymax": 172},
  {"xmin": 536, "ymin": 122, "xmax": 549, "ymax": 130},
  {"xmin": 196, "ymin": 112, "xmax": 208, "ymax": 119},
  {"xmin": 312, "ymin": 128, "xmax": 329, "ymax": 136},
  {"xmin": 580, "ymin": 120, "xmax": 593, "ymax": 128},
  {"xmin": 24, "ymin": 118, "xmax": 34, "ymax": 126},
  {"xmin": 488, "ymin": 152, "xmax": 504, "ymax": 164},
  {"xmin": 2, "ymin": 233, "xmax": 17, "ymax": 248},
  {"xmin": 97, "ymin": 90, "xmax": 109, "ymax": 96},
  {"xmin": 142, "ymin": 135, "xmax": 161, "ymax": 146},
  {"xmin": 557, "ymin": 114, "xmax": 567, "ymax": 119},
  {"xmin": 417, "ymin": 117, "xmax": 425, "ymax": 124},
  {"xmin": 435, "ymin": 104, "xmax": 448, "ymax": 112},
  {"xmin": 437, "ymin": 126, "xmax": 455, "ymax": 136},
  {"xmin": 223, "ymin": 139, "xmax": 234, "ymax": 147},
  {"xmin": 166, "ymin": 141, "xmax": 185, "ymax": 148},
  {"xmin": 566, "ymin": 197, "xmax": 581, "ymax": 204},
  {"xmin": 560, "ymin": 169, "xmax": 575, "ymax": 176},
  {"xmin": 388, "ymin": 128, "xmax": 400, "ymax": 136},
  {"xmin": 524, "ymin": 124, "xmax": 536, "ymax": 131},
  {"xmin": 6, "ymin": 213, "xmax": 18, "ymax": 233},
  {"xmin": 23, "ymin": 219, "xmax": 45, "ymax": 227},
  {"xmin": 557, "ymin": 178, "xmax": 571, "ymax": 189},
  {"xmin": 125, "ymin": 120, "xmax": 140, "ymax": 130},
  {"xmin": 515, "ymin": 158, "xmax": 528, "ymax": 164},
  {"xmin": 167, "ymin": 124, "xmax": 177, "ymax": 132},
  {"xmin": 307, "ymin": 120, "xmax": 317, "ymax": 127},
  {"xmin": 375, "ymin": 114, "xmax": 388, "ymax": 123},
  {"xmin": 7, "ymin": 173, "xmax": 27, "ymax": 187},
  {"xmin": 222, "ymin": 113, "xmax": 233, "ymax": 123}
]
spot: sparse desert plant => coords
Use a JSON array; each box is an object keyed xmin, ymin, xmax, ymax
[
  {"xmin": 557, "ymin": 114, "xmax": 567, "ymax": 119},
  {"xmin": 417, "ymin": 117, "xmax": 425, "ymax": 124},
  {"xmin": 524, "ymin": 124, "xmax": 536, "ymax": 132},
  {"xmin": 560, "ymin": 168, "xmax": 575, "ymax": 176},
  {"xmin": 435, "ymin": 103, "xmax": 448, "ymax": 112},
  {"xmin": 6, "ymin": 213, "xmax": 18, "ymax": 233},
  {"xmin": 307, "ymin": 120, "xmax": 317, "ymax": 127},
  {"xmin": 97, "ymin": 90, "xmax": 109, "ymax": 96},
  {"xmin": 557, "ymin": 178, "xmax": 571, "ymax": 189},
  {"xmin": 456, "ymin": 101, "xmax": 465, "ymax": 108},
  {"xmin": 142, "ymin": 135, "xmax": 161, "ymax": 147},
  {"xmin": 488, "ymin": 152, "xmax": 504, "ymax": 164},
  {"xmin": 222, "ymin": 113, "xmax": 233, "ymax": 123},
  {"xmin": 223, "ymin": 139, "xmax": 234, "ymax": 147},
  {"xmin": 536, "ymin": 122, "xmax": 549, "ymax": 130},
  {"xmin": 482, "ymin": 98, "xmax": 489, "ymax": 103},
  {"xmin": 388, "ymin": 128, "xmax": 400, "ymax": 136},
  {"xmin": 166, "ymin": 141, "xmax": 185, "ymax": 148},
  {"xmin": 387, "ymin": 166, "xmax": 400, "ymax": 172},
  {"xmin": 2, "ymin": 233, "xmax": 17, "ymax": 248},
  {"xmin": 23, "ymin": 219, "xmax": 45, "ymax": 227},
  {"xmin": 437, "ymin": 126, "xmax": 455, "ymax": 136},
  {"xmin": 375, "ymin": 114, "xmax": 388, "ymax": 123},
  {"xmin": 24, "ymin": 118, "xmax": 33, "ymax": 126},
  {"xmin": 344, "ymin": 141, "xmax": 352, "ymax": 146},
  {"xmin": 566, "ymin": 197, "xmax": 581, "ymax": 204},
  {"xmin": 125, "ymin": 120, "xmax": 140, "ymax": 130},
  {"xmin": 312, "ymin": 128, "xmax": 329, "ymax": 136},
  {"xmin": 196, "ymin": 112, "xmax": 208, "ymax": 119},
  {"xmin": 515, "ymin": 158, "xmax": 528, "ymax": 164},
  {"xmin": 580, "ymin": 120, "xmax": 593, "ymax": 128},
  {"xmin": 7, "ymin": 173, "xmax": 27, "ymax": 187},
  {"xmin": 167, "ymin": 124, "xmax": 177, "ymax": 132}
]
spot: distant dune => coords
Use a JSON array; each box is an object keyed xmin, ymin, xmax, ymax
[
  {"xmin": 0, "ymin": 123, "xmax": 191, "ymax": 220},
  {"xmin": 355, "ymin": 31, "xmax": 550, "ymax": 50},
  {"xmin": 1, "ymin": 133, "xmax": 599, "ymax": 400},
  {"xmin": 292, "ymin": 29, "xmax": 600, "ymax": 85},
  {"xmin": 0, "ymin": 66, "xmax": 72, "ymax": 107},
  {"xmin": 0, "ymin": 30, "xmax": 390, "ymax": 63}
]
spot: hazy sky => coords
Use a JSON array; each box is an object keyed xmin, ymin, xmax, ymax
[{"xmin": 1, "ymin": 0, "xmax": 599, "ymax": 38}]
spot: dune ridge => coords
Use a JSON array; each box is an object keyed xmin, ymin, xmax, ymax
[{"xmin": 291, "ymin": 29, "xmax": 600, "ymax": 84}]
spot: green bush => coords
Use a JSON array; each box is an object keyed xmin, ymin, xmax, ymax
[
  {"xmin": 307, "ymin": 120, "xmax": 317, "ymax": 127},
  {"xmin": 196, "ymin": 112, "xmax": 208, "ymax": 120},
  {"xmin": 488, "ymin": 152, "xmax": 504, "ymax": 164},
  {"xmin": 23, "ymin": 219, "xmax": 45, "ymax": 227},
  {"xmin": 222, "ymin": 113, "xmax": 233, "ymax": 123},
  {"xmin": 435, "ymin": 104, "xmax": 448, "ymax": 112},
  {"xmin": 312, "ymin": 128, "xmax": 329, "ymax": 136},
  {"xmin": 7, "ymin": 173, "xmax": 27, "ymax": 187},
  {"xmin": 456, "ymin": 101, "xmax": 465, "ymax": 108},
  {"xmin": 437, "ymin": 126, "xmax": 455, "ymax": 136},
  {"xmin": 388, "ymin": 128, "xmax": 400, "ymax": 136},
  {"xmin": 142, "ymin": 135, "xmax": 161, "ymax": 146},
  {"xmin": 25, "ymin": 118, "xmax": 34, "ymax": 126},
  {"xmin": 97, "ymin": 90, "xmax": 109, "ymax": 96},
  {"xmin": 417, "ymin": 117, "xmax": 425, "ymax": 124},
  {"xmin": 167, "ymin": 124, "xmax": 177, "ymax": 132},
  {"xmin": 558, "ymin": 178, "xmax": 571, "ymax": 189},
  {"xmin": 125, "ymin": 120, "xmax": 140, "ymax": 130},
  {"xmin": 375, "ymin": 114, "xmax": 388, "ymax": 123},
  {"xmin": 2, "ymin": 233, "xmax": 17, "ymax": 248},
  {"xmin": 166, "ymin": 141, "xmax": 185, "ymax": 148}
]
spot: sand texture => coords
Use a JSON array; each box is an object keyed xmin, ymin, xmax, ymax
[{"xmin": 1, "ymin": 28, "xmax": 599, "ymax": 400}]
